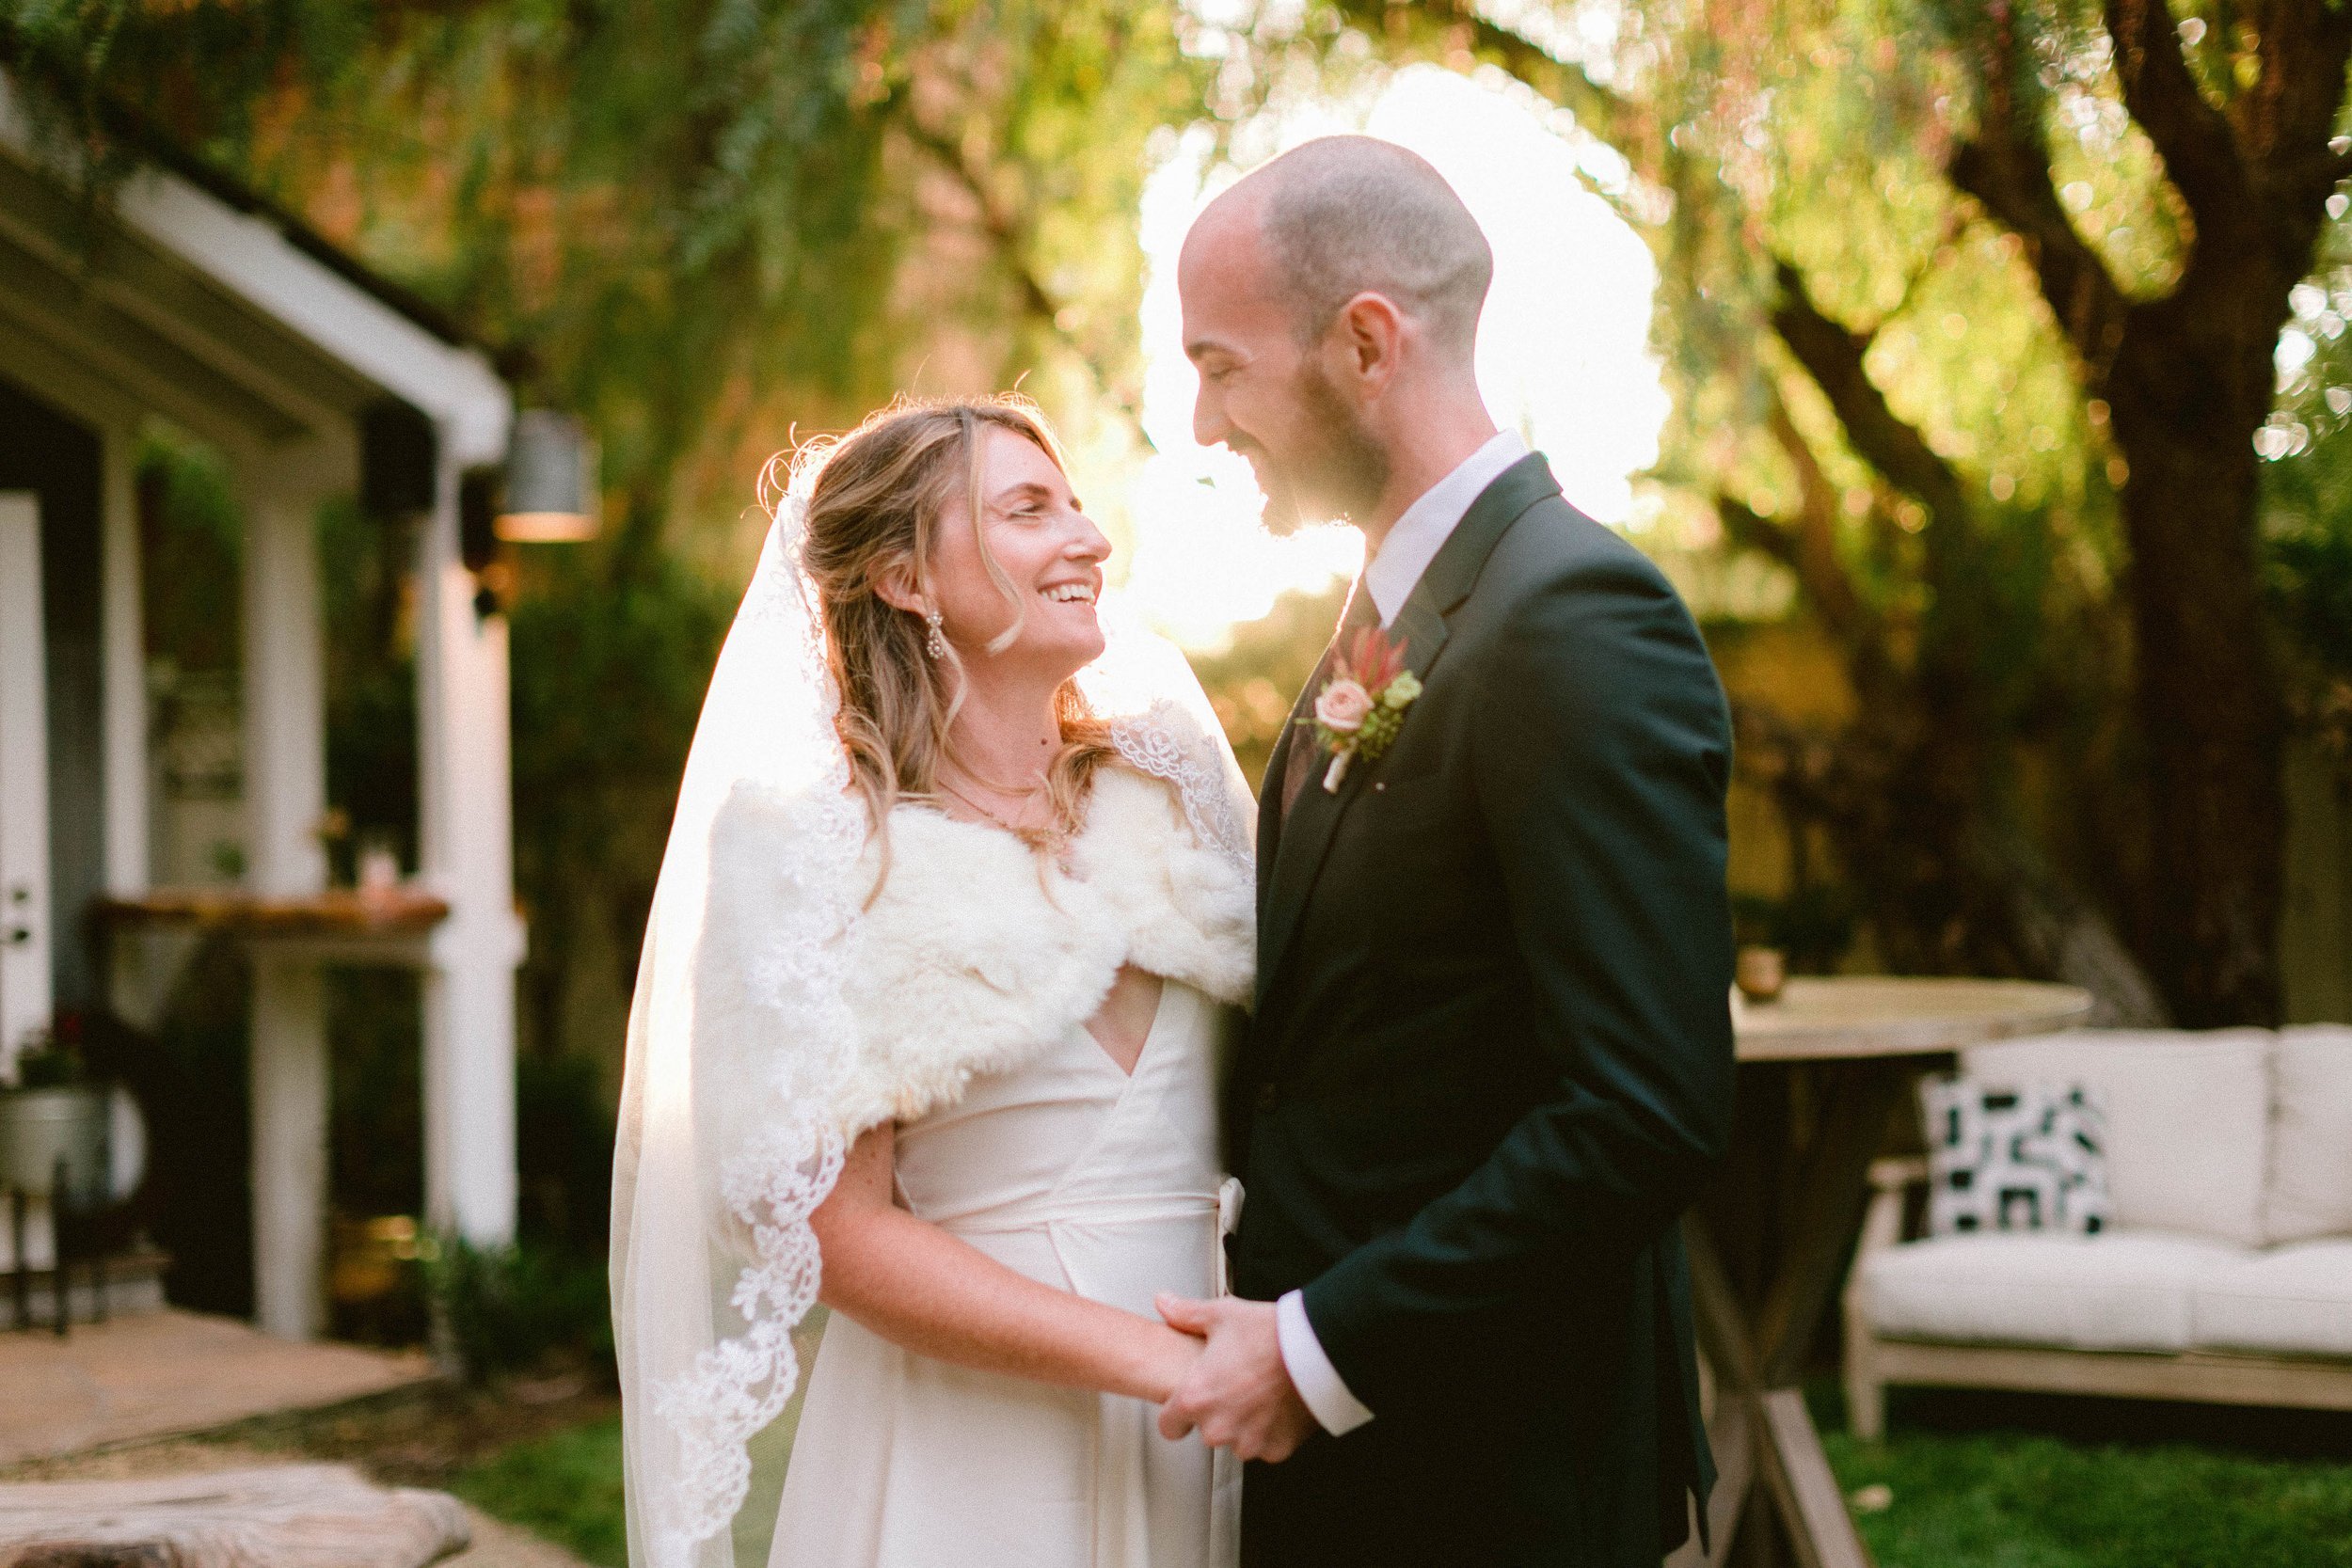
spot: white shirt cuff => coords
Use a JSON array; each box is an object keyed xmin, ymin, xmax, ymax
[{"xmin": 1275, "ymin": 1290, "xmax": 1374, "ymax": 1435}]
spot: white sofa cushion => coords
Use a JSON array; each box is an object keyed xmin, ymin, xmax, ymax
[
  {"xmin": 1963, "ymin": 1029, "xmax": 2271, "ymax": 1246},
  {"xmin": 2265, "ymin": 1026, "xmax": 2352, "ymax": 1245},
  {"xmin": 1858, "ymin": 1231, "xmax": 2249, "ymax": 1354},
  {"xmin": 2191, "ymin": 1241, "xmax": 2352, "ymax": 1358}
]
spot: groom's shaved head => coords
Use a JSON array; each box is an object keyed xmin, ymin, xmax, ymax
[
  {"xmin": 1180, "ymin": 137, "xmax": 1497, "ymax": 531},
  {"xmin": 1216, "ymin": 136, "xmax": 1492, "ymax": 354}
]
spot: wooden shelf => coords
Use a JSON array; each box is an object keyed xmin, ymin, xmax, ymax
[{"xmin": 98, "ymin": 888, "xmax": 452, "ymax": 940}]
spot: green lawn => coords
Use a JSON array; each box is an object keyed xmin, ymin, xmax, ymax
[
  {"xmin": 1820, "ymin": 1390, "xmax": 2352, "ymax": 1568},
  {"xmin": 452, "ymin": 1414, "xmax": 627, "ymax": 1568},
  {"xmin": 452, "ymin": 1314, "xmax": 821, "ymax": 1567},
  {"xmin": 449, "ymin": 1385, "xmax": 2352, "ymax": 1568}
]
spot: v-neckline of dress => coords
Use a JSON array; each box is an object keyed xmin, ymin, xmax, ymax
[{"xmin": 1085, "ymin": 978, "xmax": 1169, "ymax": 1081}]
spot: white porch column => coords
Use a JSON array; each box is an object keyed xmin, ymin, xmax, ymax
[
  {"xmin": 241, "ymin": 469, "xmax": 328, "ymax": 899},
  {"xmin": 100, "ymin": 426, "xmax": 148, "ymax": 896},
  {"xmin": 249, "ymin": 951, "xmax": 326, "ymax": 1336},
  {"xmin": 240, "ymin": 458, "xmax": 330, "ymax": 1338},
  {"xmin": 417, "ymin": 452, "xmax": 521, "ymax": 1248}
]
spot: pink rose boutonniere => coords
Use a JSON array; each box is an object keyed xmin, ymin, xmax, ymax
[{"xmin": 1301, "ymin": 626, "xmax": 1423, "ymax": 792}]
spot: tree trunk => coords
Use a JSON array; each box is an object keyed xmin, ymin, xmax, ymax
[
  {"xmin": 1942, "ymin": 0, "xmax": 2352, "ymax": 1024},
  {"xmin": 2106, "ymin": 335, "xmax": 2287, "ymax": 1023}
]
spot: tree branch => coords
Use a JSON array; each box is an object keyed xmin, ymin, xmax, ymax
[
  {"xmin": 1764, "ymin": 398, "xmax": 1882, "ymax": 645},
  {"xmin": 1770, "ymin": 261, "xmax": 1973, "ymax": 531},
  {"xmin": 900, "ymin": 118, "xmax": 1062, "ymax": 330},
  {"xmin": 1327, "ymin": 0, "xmax": 1644, "ymax": 154},
  {"xmin": 1947, "ymin": 13, "xmax": 2131, "ymax": 378},
  {"xmin": 898, "ymin": 115, "xmax": 1139, "ymax": 422},
  {"xmin": 2104, "ymin": 0, "xmax": 2254, "ymax": 234},
  {"xmin": 2242, "ymin": 3, "xmax": 2352, "ymax": 274}
]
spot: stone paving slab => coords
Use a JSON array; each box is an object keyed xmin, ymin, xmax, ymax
[
  {"xmin": 0, "ymin": 1463, "xmax": 471, "ymax": 1568},
  {"xmin": 0, "ymin": 1442, "xmax": 593, "ymax": 1568},
  {"xmin": 0, "ymin": 1308, "xmax": 437, "ymax": 1465}
]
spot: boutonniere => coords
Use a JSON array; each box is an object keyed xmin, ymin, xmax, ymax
[{"xmin": 1301, "ymin": 626, "xmax": 1422, "ymax": 792}]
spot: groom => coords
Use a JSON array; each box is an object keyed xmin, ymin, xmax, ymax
[{"xmin": 1154, "ymin": 136, "xmax": 1737, "ymax": 1566}]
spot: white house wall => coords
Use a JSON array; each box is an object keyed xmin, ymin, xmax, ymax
[{"xmin": 0, "ymin": 495, "xmax": 54, "ymax": 1072}]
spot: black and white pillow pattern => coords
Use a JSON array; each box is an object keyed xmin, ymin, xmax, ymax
[{"xmin": 1920, "ymin": 1078, "xmax": 2111, "ymax": 1237}]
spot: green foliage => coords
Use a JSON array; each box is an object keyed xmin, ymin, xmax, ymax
[
  {"xmin": 8, "ymin": 1035, "xmax": 86, "ymax": 1087},
  {"xmin": 516, "ymin": 1046, "xmax": 619, "ymax": 1251},
  {"xmin": 2269, "ymin": 522, "xmax": 2352, "ymax": 684},
  {"xmin": 453, "ymin": 1414, "xmax": 628, "ymax": 1568},
  {"xmin": 1190, "ymin": 576, "xmax": 1350, "ymax": 787},
  {"xmin": 425, "ymin": 1233, "xmax": 613, "ymax": 1385},
  {"xmin": 1322, "ymin": 0, "xmax": 2344, "ymax": 1003},
  {"xmin": 2259, "ymin": 232, "xmax": 2352, "ymax": 748},
  {"xmin": 326, "ymin": 971, "xmax": 424, "ymax": 1223},
  {"xmin": 504, "ymin": 545, "xmax": 730, "ymax": 1071},
  {"xmin": 318, "ymin": 496, "xmax": 421, "ymax": 877},
  {"xmin": 1732, "ymin": 886, "xmax": 1859, "ymax": 974},
  {"xmin": 3, "ymin": 0, "xmax": 1210, "ymax": 536},
  {"xmin": 134, "ymin": 427, "xmax": 243, "ymax": 679},
  {"xmin": 129, "ymin": 935, "xmax": 255, "ymax": 1317}
]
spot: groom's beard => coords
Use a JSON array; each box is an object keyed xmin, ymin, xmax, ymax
[{"xmin": 1253, "ymin": 362, "xmax": 1390, "ymax": 535}]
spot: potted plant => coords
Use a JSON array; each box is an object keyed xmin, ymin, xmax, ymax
[{"xmin": 0, "ymin": 1015, "xmax": 112, "ymax": 1208}]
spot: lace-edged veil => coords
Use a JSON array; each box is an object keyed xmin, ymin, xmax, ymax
[{"xmin": 611, "ymin": 490, "xmax": 1254, "ymax": 1568}]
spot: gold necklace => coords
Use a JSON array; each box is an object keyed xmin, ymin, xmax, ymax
[{"xmin": 937, "ymin": 776, "xmax": 1058, "ymax": 844}]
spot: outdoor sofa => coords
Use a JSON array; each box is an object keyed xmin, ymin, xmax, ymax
[{"xmin": 1843, "ymin": 1026, "xmax": 2352, "ymax": 1440}]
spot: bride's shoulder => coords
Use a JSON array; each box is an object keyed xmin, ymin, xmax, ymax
[{"xmin": 1082, "ymin": 759, "xmax": 1188, "ymax": 831}]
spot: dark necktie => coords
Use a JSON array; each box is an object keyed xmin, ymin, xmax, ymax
[{"xmin": 1280, "ymin": 579, "xmax": 1383, "ymax": 821}]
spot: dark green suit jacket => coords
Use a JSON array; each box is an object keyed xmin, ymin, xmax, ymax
[{"xmin": 1230, "ymin": 454, "xmax": 1735, "ymax": 1567}]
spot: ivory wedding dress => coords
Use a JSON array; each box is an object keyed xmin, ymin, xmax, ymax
[
  {"xmin": 769, "ymin": 975, "xmax": 1241, "ymax": 1567},
  {"xmin": 739, "ymin": 765, "xmax": 1251, "ymax": 1568},
  {"xmin": 613, "ymin": 506, "xmax": 1257, "ymax": 1568}
]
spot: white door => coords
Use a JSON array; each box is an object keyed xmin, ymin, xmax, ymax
[{"xmin": 0, "ymin": 492, "xmax": 52, "ymax": 1076}]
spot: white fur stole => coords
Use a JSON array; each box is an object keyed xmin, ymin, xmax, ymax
[{"xmin": 706, "ymin": 766, "xmax": 1254, "ymax": 1142}]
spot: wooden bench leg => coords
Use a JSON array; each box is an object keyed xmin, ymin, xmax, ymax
[{"xmin": 1843, "ymin": 1319, "xmax": 1884, "ymax": 1442}]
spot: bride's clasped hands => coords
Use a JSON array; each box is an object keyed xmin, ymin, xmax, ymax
[{"xmin": 1153, "ymin": 1293, "xmax": 1317, "ymax": 1465}]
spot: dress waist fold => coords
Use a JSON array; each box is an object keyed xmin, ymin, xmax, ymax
[{"xmin": 936, "ymin": 1191, "xmax": 1219, "ymax": 1236}]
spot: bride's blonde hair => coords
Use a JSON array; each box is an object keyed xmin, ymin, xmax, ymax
[{"xmin": 775, "ymin": 395, "xmax": 1115, "ymax": 857}]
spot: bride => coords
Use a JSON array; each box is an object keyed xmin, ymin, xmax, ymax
[{"xmin": 612, "ymin": 396, "xmax": 1256, "ymax": 1568}]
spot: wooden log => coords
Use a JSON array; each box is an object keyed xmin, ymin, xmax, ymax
[{"xmin": 0, "ymin": 1465, "xmax": 469, "ymax": 1568}]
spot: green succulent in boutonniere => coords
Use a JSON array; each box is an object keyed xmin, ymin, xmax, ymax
[{"xmin": 1302, "ymin": 626, "xmax": 1422, "ymax": 792}]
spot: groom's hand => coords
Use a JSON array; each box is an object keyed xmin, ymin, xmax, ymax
[{"xmin": 1153, "ymin": 1293, "xmax": 1317, "ymax": 1462}]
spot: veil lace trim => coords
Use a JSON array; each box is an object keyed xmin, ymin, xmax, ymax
[{"xmin": 1110, "ymin": 702, "xmax": 1250, "ymax": 873}]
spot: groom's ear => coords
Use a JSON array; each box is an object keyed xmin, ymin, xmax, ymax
[{"xmin": 1332, "ymin": 291, "xmax": 1406, "ymax": 394}]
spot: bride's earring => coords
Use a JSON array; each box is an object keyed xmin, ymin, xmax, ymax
[{"xmin": 924, "ymin": 607, "xmax": 947, "ymax": 659}]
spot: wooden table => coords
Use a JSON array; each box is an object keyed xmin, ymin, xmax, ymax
[{"xmin": 1677, "ymin": 977, "xmax": 2091, "ymax": 1568}]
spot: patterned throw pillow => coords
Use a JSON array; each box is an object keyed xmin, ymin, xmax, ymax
[{"xmin": 1919, "ymin": 1077, "xmax": 2112, "ymax": 1237}]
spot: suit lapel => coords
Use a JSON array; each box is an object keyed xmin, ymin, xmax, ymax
[
  {"xmin": 1256, "ymin": 578, "xmax": 1374, "ymax": 926},
  {"xmin": 1256, "ymin": 720, "xmax": 1293, "ymax": 921},
  {"xmin": 1255, "ymin": 454, "xmax": 1564, "ymax": 1016}
]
